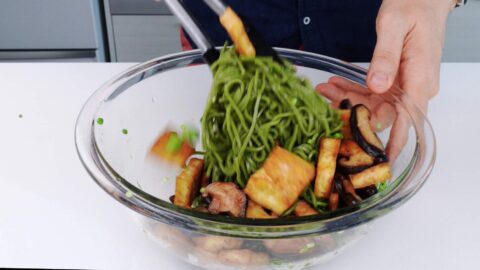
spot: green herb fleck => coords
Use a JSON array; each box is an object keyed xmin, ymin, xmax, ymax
[
  {"xmin": 125, "ymin": 191, "xmax": 133, "ymax": 198},
  {"xmin": 270, "ymin": 258, "xmax": 287, "ymax": 266},
  {"xmin": 281, "ymin": 200, "xmax": 298, "ymax": 217},
  {"xmin": 299, "ymin": 242, "xmax": 316, "ymax": 253},
  {"xmin": 166, "ymin": 133, "xmax": 182, "ymax": 153},
  {"xmin": 332, "ymin": 132, "xmax": 343, "ymax": 139},
  {"xmin": 376, "ymin": 122, "xmax": 382, "ymax": 130},
  {"xmin": 122, "ymin": 128, "xmax": 128, "ymax": 135},
  {"xmin": 97, "ymin": 117, "xmax": 104, "ymax": 125},
  {"xmin": 180, "ymin": 125, "xmax": 199, "ymax": 145},
  {"xmin": 190, "ymin": 195, "xmax": 203, "ymax": 208},
  {"xmin": 376, "ymin": 182, "xmax": 388, "ymax": 192},
  {"xmin": 199, "ymin": 187, "xmax": 206, "ymax": 194}
]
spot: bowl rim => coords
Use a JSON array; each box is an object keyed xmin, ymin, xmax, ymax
[{"xmin": 75, "ymin": 48, "xmax": 436, "ymax": 237}]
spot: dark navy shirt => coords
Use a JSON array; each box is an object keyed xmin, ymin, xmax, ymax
[{"xmin": 182, "ymin": 0, "xmax": 382, "ymax": 62}]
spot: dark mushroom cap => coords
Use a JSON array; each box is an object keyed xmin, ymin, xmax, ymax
[{"xmin": 202, "ymin": 182, "xmax": 247, "ymax": 217}]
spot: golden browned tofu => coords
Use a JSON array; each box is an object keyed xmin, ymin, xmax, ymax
[
  {"xmin": 340, "ymin": 109, "xmax": 352, "ymax": 139},
  {"xmin": 350, "ymin": 163, "xmax": 392, "ymax": 189},
  {"xmin": 314, "ymin": 138, "xmax": 341, "ymax": 199},
  {"xmin": 220, "ymin": 7, "xmax": 256, "ymax": 57},
  {"xmin": 338, "ymin": 139, "xmax": 375, "ymax": 173},
  {"xmin": 150, "ymin": 131, "xmax": 194, "ymax": 167},
  {"xmin": 244, "ymin": 146, "xmax": 315, "ymax": 215},
  {"xmin": 263, "ymin": 238, "xmax": 316, "ymax": 254},
  {"xmin": 294, "ymin": 200, "xmax": 318, "ymax": 217},
  {"xmin": 246, "ymin": 200, "xmax": 278, "ymax": 219},
  {"xmin": 193, "ymin": 236, "xmax": 243, "ymax": 253},
  {"xmin": 218, "ymin": 249, "xmax": 269, "ymax": 266},
  {"xmin": 174, "ymin": 158, "xmax": 203, "ymax": 208}
]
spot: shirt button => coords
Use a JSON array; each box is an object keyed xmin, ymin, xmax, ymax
[{"xmin": 303, "ymin": 16, "xmax": 311, "ymax": 25}]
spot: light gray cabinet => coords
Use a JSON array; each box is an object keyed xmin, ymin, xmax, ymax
[
  {"xmin": 111, "ymin": 15, "xmax": 181, "ymax": 62},
  {"xmin": 0, "ymin": 0, "xmax": 105, "ymax": 62},
  {"xmin": 443, "ymin": 0, "xmax": 480, "ymax": 62},
  {"xmin": 104, "ymin": 0, "xmax": 182, "ymax": 62}
]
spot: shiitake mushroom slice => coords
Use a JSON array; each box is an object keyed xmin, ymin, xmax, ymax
[
  {"xmin": 339, "ymin": 98, "xmax": 353, "ymax": 109},
  {"xmin": 334, "ymin": 174, "xmax": 362, "ymax": 206},
  {"xmin": 350, "ymin": 104, "xmax": 388, "ymax": 160},
  {"xmin": 356, "ymin": 185, "xmax": 378, "ymax": 199}
]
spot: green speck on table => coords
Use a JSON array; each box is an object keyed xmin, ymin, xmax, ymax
[{"xmin": 122, "ymin": 129, "xmax": 128, "ymax": 135}]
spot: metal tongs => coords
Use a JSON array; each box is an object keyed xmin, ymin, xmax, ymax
[{"xmin": 165, "ymin": 0, "xmax": 282, "ymax": 65}]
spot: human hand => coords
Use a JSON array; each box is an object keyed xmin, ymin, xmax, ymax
[{"xmin": 317, "ymin": 0, "xmax": 454, "ymax": 161}]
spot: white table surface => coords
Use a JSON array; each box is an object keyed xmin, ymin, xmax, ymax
[{"xmin": 0, "ymin": 63, "xmax": 479, "ymax": 270}]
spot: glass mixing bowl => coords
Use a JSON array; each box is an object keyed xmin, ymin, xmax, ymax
[{"xmin": 75, "ymin": 48, "xmax": 435, "ymax": 270}]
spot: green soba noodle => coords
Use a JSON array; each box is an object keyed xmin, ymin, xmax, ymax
[{"xmin": 201, "ymin": 47, "xmax": 342, "ymax": 189}]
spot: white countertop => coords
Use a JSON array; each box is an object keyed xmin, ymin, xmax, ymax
[{"xmin": 0, "ymin": 63, "xmax": 479, "ymax": 270}]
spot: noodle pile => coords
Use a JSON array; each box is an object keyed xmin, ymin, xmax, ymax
[{"xmin": 201, "ymin": 47, "xmax": 342, "ymax": 188}]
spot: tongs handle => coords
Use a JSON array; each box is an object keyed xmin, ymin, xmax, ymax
[{"xmin": 203, "ymin": 0, "xmax": 227, "ymax": 16}]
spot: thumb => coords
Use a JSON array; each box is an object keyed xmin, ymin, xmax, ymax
[{"xmin": 367, "ymin": 15, "xmax": 406, "ymax": 93}]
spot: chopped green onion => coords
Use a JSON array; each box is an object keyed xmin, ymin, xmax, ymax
[
  {"xmin": 281, "ymin": 200, "xmax": 298, "ymax": 217},
  {"xmin": 376, "ymin": 122, "xmax": 382, "ymax": 130},
  {"xmin": 299, "ymin": 242, "xmax": 316, "ymax": 254},
  {"xmin": 332, "ymin": 132, "xmax": 343, "ymax": 139},
  {"xmin": 180, "ymin": 125, "xmax": 199, "ymax": 145},
  {"xmin": 376, "ymin": 182, "xmax": 388, "ymax": 192},
  {"xmin": 96, "ymin": 117, "xmax": 104, "ymax": 125},
  {"xmin": 270, "ymin": 258, "xmax": 287, "ymax": 266},
  {"xmin": 190, "ymin": 195, "xmax": 203, "ymax": 208},
  {"xmin": 166, "ymin": 133, "xmax": 182, "ymax": 153},
  {"xmin": 122, "ymin": 128, "xmax": 128, "ymax": 135},
  {"xmin": 199, "ymin": 187, "xmax": 206, "ymax": 194}
]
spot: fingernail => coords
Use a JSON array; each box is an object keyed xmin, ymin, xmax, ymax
[{"xmin": 370, "ymin": 72, "xmax": 389, "ymax": 91}]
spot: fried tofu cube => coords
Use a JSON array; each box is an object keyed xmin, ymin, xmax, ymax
[
  {"xmin": 174, "ymin": 158, "xmax": 204, "ymax": 208},
  {"xmin": 246, "ymin": 200, "xmax": 278, "ymax": 219},
  {"xmin": 314, "ymin": 138, "xmax": 341, "ymax": 199},
  {"xmin": 350, "ymin": 163, "xmax": 392, "ymax": 189},
  {"xmin": 338, "ymin": 139, "xmax": 375, "ymax": 172},
  {"xmin": 340, "ymin": 109, "xmax": 352, "ymax": 139},
  {"xmin": 328, "ymin": 185, "xmax": 339, "ymax": 211},
  {"xmin": 193, "ymin": 236, "xmax": 243, "ymax": 253},
  {"xmin": 150, "ymin": 131, "xmax": 194, "ymax": 167},
  {"xmin": 218, "ymin": 249, "xmax": 270, "ymax": 266},
  {"xmin": 294, "ymin": 200, "xmax": 318, "ymax": 217},
  {"xmin": 244, "ymin": 146, "xmax": 315, "ymax": 215}
]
